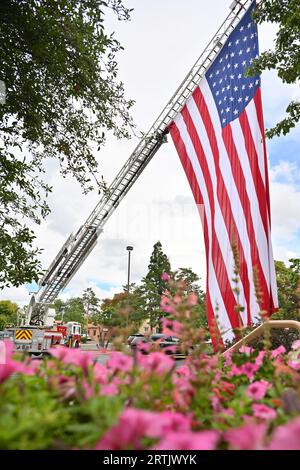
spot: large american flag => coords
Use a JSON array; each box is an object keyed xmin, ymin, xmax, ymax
[{"xmin": 169, "ymin": 1, "xmax": 278, "ymax": 349}]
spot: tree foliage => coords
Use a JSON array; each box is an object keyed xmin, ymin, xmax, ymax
[
  {"xmin": 274, "ymin": 258, "xmax": 300, "ymax": 320},
  {"xmin": 0, "ymin": 300, "xmax": 19, "ymax": 329},
  {"xmin": 251, "ymin": 0, "xmax": 300, "ymax": 137},
  {"xmin": 0, "ymin": 0, "xmax": 133, "ymax": 288},
  {"xmin": 53, "ymin": 297, "xmax": 85, "ymax": 328},
  {"xmin": 141, "ymin": 241, "xmax": 171, "ymax": 328}
]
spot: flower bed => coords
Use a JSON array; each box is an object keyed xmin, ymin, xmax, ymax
[
  {"xmin": 1, "ymin": 280, "xmax": 300, "ymax": 450},
  {"xmin": 0, "ymin": 337, "xmax": 300, "ymax": 450}
]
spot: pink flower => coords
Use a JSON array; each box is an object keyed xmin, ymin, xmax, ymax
[
  {"xmin": 100, "ymin": 382, "xmax": 119, "ymax": 396},
  {"xmin": 106, "ymin": 352, "xmax": 133, "ymax": 374},
  {"xmin": 95, "ymin": 408, "xmax": 192, "ymax": 450},
  {"xmin": 144, "ymin": 411, "xmax": 192, "ymax": 439},
  {"xmin": 223, "ymin": 351, "xmax": 233, "ymax": 367},
  {"xmin": 187, "ymin": 292, "xmax": 198, "ymax": 306},
  {"xmin": 268, "ymin": 417, "xmax": 300, "ymax": 450},
  {"xmin": 93, "ymin": 363, "xmax": 109, "ymax": 385},
  {"xmin": 139, "ymin": 352, "xmax": 174, "ymax": 375},
  {"xmin": 95, "ymin": 408, "xmax": 153, "ymax": 450},
  {"xmin": 271, "ymin": 345, "xmax": 286, "ymax": 358},
  {"xmin": 252, "ymin": 403, "xmax": 276, "ymax": 421},
  {"xmin": 239, "ymin": 345, "xmax": 253, "ymax": 355},
  {"xmin": 292, "ymin": 340, "xmax": 300, "ymax": 350},
  {"xmin": 288, "ymin": 360, "xmax": 300, "ymax": 371},
  {"xmin": 49, "ymin": 346, "xmax": 70, "ymax": 361},
  {"xmin": 224, "ymin": 423, "xmax": 267, "ymax": 450},
  {"xmin": 160, "ymin": 296, "xmax": 175, "ymax": 314},
  {"xmin": 50, "ymin": 347, "xmax": 94, "ymax": 373},
  {"xmin": 161, "ymin": 317, "xmax": 182, "ymax": 335},
  {"xmin": 230, "ymin": 361, "xmax": 259, "ymax": 381},
  {"xmin": 255, "ymin": 350, "xmax": 266, "ymax": 367},
  {"xmin": 0, "ymin": 340, "xmax": 31, "ymax": 383},
  {"xmin": 246, "ymin": 380, "xmax": 271, "ymax": 400},
  {"xmin": 161, "ymin": 272, "xmax": 170, "ymax": 282},
  {"xmin": 154, "ymin": 430, "xmax": 220, "ymax": 450}
]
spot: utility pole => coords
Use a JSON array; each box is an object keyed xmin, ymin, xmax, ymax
[
  {"xmin": 126, "ymin": 246, "xmax": 133, "ymax": 293},
  {"xmin": 126, "ymin": 246, "xmax": 133, "ymax": 328}
]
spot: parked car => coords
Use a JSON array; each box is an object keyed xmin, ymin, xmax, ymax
[
  {"xmin": 150, "ymin": 333, "xmax": 166, "ymax": 342},
  {"xmin": 130, "ymin": 336, "xmax": 149, "ymax": 354},
  {"xmin": 127, "ymin": 333, "xmax": 145, "ymax": 345},
  {"xmin": 159, "ymin": 336, "xmax": 182, "ymax": 356}
]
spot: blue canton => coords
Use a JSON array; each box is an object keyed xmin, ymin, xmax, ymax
[{"xmin": 206, "ymin": 3, "xmax": 260, "ymax": 128}]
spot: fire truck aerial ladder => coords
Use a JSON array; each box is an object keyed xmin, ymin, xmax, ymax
[{"xmin": 27, "ymin": 0, "xmax": 253, "ymax": 326}]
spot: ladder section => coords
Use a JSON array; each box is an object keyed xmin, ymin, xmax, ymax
[{"xmin": 30, "ymin": 0, "xmax": 253, "ymax": 323}]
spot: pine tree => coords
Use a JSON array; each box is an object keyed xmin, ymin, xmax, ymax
[
  {"xmin": 82, "ymin": 288, "xmax": 99, "ymax": 318},
  {"xmin": 142, "ymin": 241, "xmax": 171, "ymax": 329}
]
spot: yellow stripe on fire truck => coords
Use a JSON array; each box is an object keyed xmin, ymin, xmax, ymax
[{"xmin": 15, "ymin": 329, "xmax": 33, "ymax": 341}]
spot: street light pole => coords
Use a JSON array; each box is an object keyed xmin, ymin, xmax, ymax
[
  {"xmin": 126, "ymin": 246, "xmax": 133, "ymax": 328},
  {"xmin": 126, "ymin": 246, "xmax": 133, "ymax": 293}
]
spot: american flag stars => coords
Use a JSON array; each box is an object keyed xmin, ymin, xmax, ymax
[{"xmin": 206, "ymin": 8, "xmax": 260, "ymax": 127}]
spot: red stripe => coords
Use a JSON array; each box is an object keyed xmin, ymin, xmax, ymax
[
  {"xmin": 254, "ymin": 88, "xmax": 271, "ymax": 225},
  {"xmin": 181, "ymin": 104, "xmax": 241, "ymax": 331},
  {"xmin": 193, "ymin": 87, "xmax": 252, "ymax": 326},
  {"xmin": 169, "ymin": 121, "xmax": 224, "ymax": 350},
  {"xmin": 239, "ymin": 107, "xmax": 269, "ymax": 239},
  {"xmin": 222, "ymin": 124, "xmax": 271, "ymax": 314}
]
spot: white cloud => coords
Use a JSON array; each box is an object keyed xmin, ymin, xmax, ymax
[{"xmin": 270, "ymin": 161, "xmax": 300, "ymax": 261}]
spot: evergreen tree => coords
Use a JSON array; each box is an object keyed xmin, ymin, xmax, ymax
[
  {"xmin": 173, "ymin": 267, "xmax": 207, "ymax": 330},
  {"xmin": 82, "ymin": 288, "xmax": 100, "ymax": 318},
  {"xmin": 142, "ymin": 241, "xmax": 171, "ymax": 328}
]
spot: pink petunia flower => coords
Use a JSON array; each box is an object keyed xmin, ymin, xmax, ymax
[
  {"xmin": 95, "ymin": 408, "xmax": 192, "ymax": 450},
  {"xmin": 0, "ymin": 340, "xmax": 31, "ymax": 383},
  {"xmin": 252, "ymin": 403, "xmax": 276, "ymax": 421},
  {"xmin": 224, "ymin": 423, "xmax": 267, "ymax": 450},
  {"xmin": 239, "ymin": 345, "xmax": 254, "ymax": 355},
  {"xmin": 187, "ymin": 292, "xmax": 198, "ymax": 306},
  {"xmin": 95, "ymin": 408, "xmax": 153, "ymax": 450},
  {"xmin": 93, "ymin": 363, "xmax": 109, "ymax": 385},
  {"xmin": 271, "ymin": 345, "xmax": 286, "ymax": 358},
  {"xmin": 139, "ymin": 352, "xmax": 174, "ymax": 375},
  {"xmin": 99, "ymin": 382, "xmax": 119, "ymax": 396},
  {"xmin": 246, "ymin": 380, "xmax": 271, "ymax": 400},
  {"xmin": 160, "ymin": 296, "xmax": 175, "ymax": 314},
  {"xmin": 255, "ymin": 350, "xmax": 266, "ymax": 367},
  {"xmin": 161, "ymin": 317, "xmax": 182, "ymax": 335},
  {"xmin": 230, "ymin": 361, "xmax": 259, "ymax": 381},
  {"xmin": 268, "ymin": 417, "xmax": 300, "ymax": 450},
  {"xmin": 106, "ymin": 351, "xmax": 133, "ymax": 374},
  {"xmin": 50, "ymin": 347, "xmax": 94, "ymax": 373},
  {"xmin": 292, "ymin": 340, "xmax": 300, "ymax": 351},
  {"xmin": 161, "ymin": 272, "xmax": 171, "ymax": 282},
  {"xmin": 153, "ymin": 430, "xmax": 220, "ymax": 450}
]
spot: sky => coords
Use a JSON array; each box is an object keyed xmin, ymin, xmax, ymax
[{"xmin": 1, "ymin": 0, "xmax": 299, "ymax": 306}]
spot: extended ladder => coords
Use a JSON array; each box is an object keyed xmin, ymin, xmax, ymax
[{"xmin": 29, "ymin": 0, "xmax": 253, "ymax": 325}]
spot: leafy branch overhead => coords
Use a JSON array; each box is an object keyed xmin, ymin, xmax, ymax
[
  {"xmin": 250, "ymin": 0, "xmax": 300, "ymax": 137},
  {"xmin": 0, "ymin": 0, "xmax": 134, "ymax": 288}
]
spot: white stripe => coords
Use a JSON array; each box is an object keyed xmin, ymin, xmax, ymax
[
  {"xmin": 245, "ymin": 100, "xmax": 266, "ymax": 187},
  {"xmin": 230, "ymin": 117, "xmax": 270, "ymax": 294},
  {"xmin": 186, "ymin": 97, "xmax": 248, "ymax": 326},
  {"xmin": 268, "ymin": 230, "xmax": 279, "ymax": 308},
  {"xmin": 174, "ymin": 113, "xmax": 234, "ymax": 341},
  {"xmin": 199, "ymin": 78, "xmax": 260, "ymax": 324}
]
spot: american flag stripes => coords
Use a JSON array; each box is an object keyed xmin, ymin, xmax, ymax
[{"xmin": 169, "ymin": 1, "xmax": 278, "ymax": 348}]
